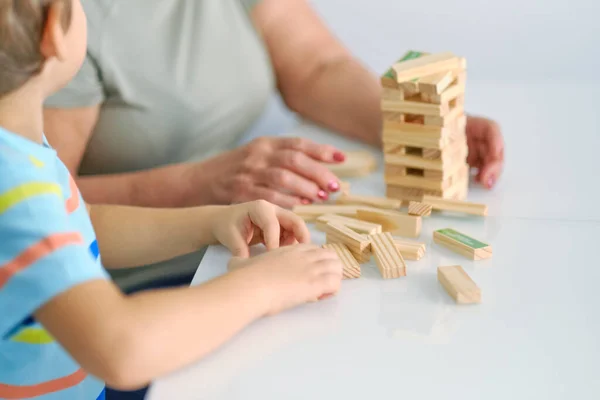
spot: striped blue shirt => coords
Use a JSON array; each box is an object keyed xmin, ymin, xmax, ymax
[{"xmin": 0, "ymin": 127, "xmax": 109, "ymax": 399}]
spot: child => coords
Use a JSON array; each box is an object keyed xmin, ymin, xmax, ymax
[{"xmin": 0, "ymin": 1, "xmax": 343, "ymax": 399}]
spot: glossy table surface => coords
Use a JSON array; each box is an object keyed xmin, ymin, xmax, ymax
[{"xmin": 147, "ymin": 81, "xmax": 600, "ymax": 400}]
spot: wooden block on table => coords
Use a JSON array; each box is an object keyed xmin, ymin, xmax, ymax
[
  {"xmin": 408, "ymin": 201, "xmax": 433, "ymax": 217},
  {"xmin": 369, "ymin": 232, "xmax": 407, "ymax": 279},
  {"xmin": 356, "ymin": 208, "xmax": 421, "ymax": 238},
  {"xmin": 315, "ymin": 214, "xmax": 382, "ymax": 235},
  {"xmin": 422, "ymin": 195, "xmax": 488, "ymax": 216},
  {"xmin": 393, "ymin": 238, "xmax": 426, "ymax": 260},
  {"xmin": 339, "ymin": 181, "xmax": 350, "ymax": 194},
  {"xmin": 433, "ymin": 228, "xmax": 492, "ymax": 260},
  {"xmin": 392, "ymin": 52, "xmax": 466, "ymax": 83},
  {"xmin": 336, "ymin": 193, "xmax": 401, "ymax": 210},
  {"xmin": 325, "ymin": 150, "xmax": 377, "ymax": 178},
  {"xmin": 437, "ymin": 265, "xmax": 481, "ymax": 304},
  {"xmin": 292, "ymin": 205, "xmax": 361, "ymax": 221},
  {"xmin": 323, "ymin": 243, "xmax": 361, "ymax": 279},
  {"xmin": 325, "ymin": 222, "xmax": 372, "ymax": 263}
]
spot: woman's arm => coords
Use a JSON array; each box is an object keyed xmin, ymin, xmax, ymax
[
  {"xmin": 251, "ymin": 0, "xmax": 383, "ymax": 146},
  {"xmin": 43, "ymin": 107, "xmax": 213, "ymax": 207}
]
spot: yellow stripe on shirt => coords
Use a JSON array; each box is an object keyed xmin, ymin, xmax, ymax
[
  {"xmin": 11, "ymin": 327, "xmax": 55, "ymax": 344},
  {"xmin": 28, "ymin": 155, "xmax": 45, "ymax": 168},
  {"xmin": 0, "ymin": 182, "xmax": 62, "ymax": 215}
]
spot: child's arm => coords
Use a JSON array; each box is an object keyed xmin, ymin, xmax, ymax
[
  {"xmin": 35, "ymin": 243, "xmax": 342, "ymax": 391},
  {"xmin": 89, "ymin": 200, "xmax": 310, "ymax": 269}
]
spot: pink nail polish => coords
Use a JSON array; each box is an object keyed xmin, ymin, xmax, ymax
[
  {"xmin": 301, "ymin": 198, "xmax": 311, "ymax": 205},
  {"xmin": 317, "ymin": 190, "xmax": 328, "ymax": 200},
  {"xmin": 328, "ymin": 180, "xmax": 340, "ymax": 191},
  {"xmin": 487, "ymin": 176, "xmax": 495, "ymax": 188},
  {"xmin": 333, "ymin": 151, "xmax": 345, "ymax": 162}
]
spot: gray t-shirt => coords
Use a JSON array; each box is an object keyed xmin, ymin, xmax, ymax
[
  {"xmin": 46, "ymin": 0, "xmax": 275, "ymax": 175},
  {"xmin": 45, "ymin": 0, "xmax": 274, "ymax": 289}
]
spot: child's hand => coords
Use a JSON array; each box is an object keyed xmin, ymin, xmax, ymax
[
  {"xmin": 213, "ymin": 200, "xmax": 310, "ymax": 257},
  {"xmin": 228, "ymin": 244, "xmax": 343, "ymax": 315},
  {"xmin": 466, "ymin": 115, "xmax": 504, "ymax": 189}
]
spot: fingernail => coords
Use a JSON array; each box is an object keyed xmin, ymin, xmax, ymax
[
  {"xmin": 317, "ymin": 190, "xmax": 328, "ymax": 200},
  {"xmin": 328, "ymin": 180, "xmax": 340, "ymax": 192},
  {"xmin": 333, "ymin": 151, "xmax": 345, "ymax": 162},
  {"xmin": 301, "ymin": 198, "xmax": 311, "ymax": 205},
  {"xmin": 487, "ymin": 176, "xmax": 495, "ymax": 188}
]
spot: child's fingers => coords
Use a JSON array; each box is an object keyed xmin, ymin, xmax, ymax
[
  {"xmin": 249, "ymin": 202, "xmax": 281, "ymax": 251},
  {"xmin": 223, "ymin": 228, "xmax": 251, "ymax": 258},
  {"xmin": 274, "ymin": 208, "xmax": 311, "ymax": 244}
]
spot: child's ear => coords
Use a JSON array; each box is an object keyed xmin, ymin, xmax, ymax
[{"xmin": 40, "ymin": 1, "xmax": 69, "ymax": 62}]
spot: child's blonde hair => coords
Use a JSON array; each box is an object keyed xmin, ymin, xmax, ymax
[{"xmin": 0, "ymin": 0, "xmax": 72, "ymax": 96}]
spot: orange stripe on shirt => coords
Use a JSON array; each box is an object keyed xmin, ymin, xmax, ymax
[
  {"xmin": 0, "ymin": 232, "xmax": 83, "ymax": 289},
  {"xmin": 65, "ymin": 175, "xmax": 80, "ymax": 214},
  {"xmin": 0, "ymin": 368, "xmax": 87, "ymax": 399}
]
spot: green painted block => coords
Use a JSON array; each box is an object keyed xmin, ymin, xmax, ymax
[{"xmin": 435, "ymin": 228, "xmax": 488, "ymax": 249}]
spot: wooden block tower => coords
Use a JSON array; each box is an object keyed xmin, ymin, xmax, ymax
[{"xmin": 381, "ymin": 51, "xmax": 469, "ymax": 203}]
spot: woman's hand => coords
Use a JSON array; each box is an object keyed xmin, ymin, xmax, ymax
[
  {"xmin": 466, "ymin": 116, "xmax": 504, "ymax": 189},
  {"xmin": 212, "ymin": 200, "xmax": 311, "ymax": 258},
  {"xmin": 199, "ymin": 137, "xmax": 346, "ymax": 208}
]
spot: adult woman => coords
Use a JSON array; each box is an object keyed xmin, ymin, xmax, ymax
[{"xmin": 44, "ymin": 0, "xmax": 504, "ymax": 289}]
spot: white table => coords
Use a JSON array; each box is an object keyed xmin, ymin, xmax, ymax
[{"xmin": 147, "ymin": 81, "xmax": 600, "ymax": 400}]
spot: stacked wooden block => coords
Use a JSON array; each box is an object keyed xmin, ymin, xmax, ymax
[{"xmin": 381, "ymin": 50, "xmax": 469, "ymax": 203}]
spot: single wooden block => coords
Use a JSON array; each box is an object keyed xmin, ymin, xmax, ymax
[
  {"xmin": 323, "ymin": 243, "xmax": 361, "ymax": 279},
  {"xmin": 339, "ymin": 181, "xmax": 350, "ymax": 195},
  {"xmin": 422, "ymin": 195, "xmax": 488, "ymax": 216},
  {"xmin": 418, "ymin": 70, "xmax": 456, "ymax": 95},
  {"xmin": 427, "ymin": 81, "xmax": 466, "ymax": 105},
  {"xmin": 384, "ymin": 164, "xmax": 408, "ymax": 177},
  {"xmin": 437, "ymin": 265, "xmax": 481, "ymax": 304},
  {"xmin": 424, "ymin": 104, "xmax": 464, "ymax": 127},
  {"xmin": 392, "ymin": 52, "xmax": 466, "ymax": 83},
  {"xmin": 325, "ymin": 222, "xmax": 372, "ymax": 263},
  {"xmin": 382, "ymin": 111, "xmax": 406, "ymax": 124},
  {"xmin": 292, "ymin": 205, "xmax": 361, "ymax": 221},
  {"xmin": 325, "ymin": 150, "xmax": 377, "ymax": 178},
  {"xmin": 356, "ymin": 208, "xmax": 421, "ymax": 238},
  {"xmin": 383, "ymin": 143, "xmax": 407, "ymax": 155},
  {"xmin": 408, "ymin": 201, "xmax": 433, "ymax": 217},
  {"xmin": 369, "ymin": 232, "xmax": 407, "ymax": 279},
  {"xmin": 393, "ymin": 238, "xmax": 426, "ymax": 260},
  {"xmin": 381, "ymin": 97, "xmax": 448, "ymax": 117},
  {"xmin": 336, "ymin": 193, "xmax": 401, "ymax": 210},
  {"xmin": 315, "ymin": 214, "xmax": 382, "ymax": 235},
  {"xmin": 381, "ymin": 50, "xmax": 429, "ymax": 89},
  {"xmin": 433, "ymin": 228, "xmax": 492, "ymax": 260},
  {"xmin": 385, "ymin": 173, "xmax": 452, "ymax": 191},
  {"xmin": 423, "ymin": 148, "xmax": 442, "ymax": 160}
]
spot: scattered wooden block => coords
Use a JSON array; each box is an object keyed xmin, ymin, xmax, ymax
[
  {"xmin": 292, "ymin": 205, "xmax": 360, "ymax": 221},
  {"xmin": 315, "ymin": 214, "xmax": 382, "ymax": 235},
  {"xmin": 339, "ymin": 181, "xmax": 350, "ymax": 194},
  {"xmin": 437, "ymin": 265, "xmax": 481, "ymax": 304},
  {"xmin": 335, "ymin": 193, "xmax": 401, "ymax": 210},
  {"xmin": 422, "ymin": 195, "xmax": 488, "ymax": 216},
  {"xmin": 323, "ymin": 243, "xmax": 361, "ymax": 279},
  {"xmin": 356, "ymin": 208, "xmax": 421, "ymax": 238},
  {"xmin": 325, "ymin": 150, "xmax": 377, "ymax": 178},
  {"xmin": 393, "ymin": 238, "xmax": 426, "ymax": 260},
  {"xmin": 433, "ymin": 228, "xmax": 492, "ymax": 260},
  {"xmin": 325, "ymin": 222, "xmax": 371, "ymax": 263},
  {"xmin": 369, "ymin": 232, "xmax": 407, "ymax": 279},
  {"xmin": 408, "ymin": 201, "xmax": 433, "ymax": 217}
]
